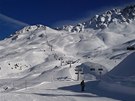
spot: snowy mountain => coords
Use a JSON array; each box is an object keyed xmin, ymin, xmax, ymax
[
  {"xmin": 0, "ymin": 5, "xmax": 135, "ymax": 101},
  {"xmin": 59, "ymin": 5, "xmax": 135, "ymax": 32}
]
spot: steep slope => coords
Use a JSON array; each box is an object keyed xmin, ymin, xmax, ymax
[
  {"xmin": 108, "ymin": 52, "xmax": 135, "ymax": 77},
  {"xmin": 98, "ymin": 52, "xmax": 135, "ymax": 96}
]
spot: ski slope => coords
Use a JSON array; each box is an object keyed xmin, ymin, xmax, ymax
[{"xmin": 0, "ymin": 5, "xmax": 135, "ymax": 101}]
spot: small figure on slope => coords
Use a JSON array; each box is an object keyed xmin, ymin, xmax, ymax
[{"xmin": 80, "ymin": 80, "xmax": 85, "ymax": 92}]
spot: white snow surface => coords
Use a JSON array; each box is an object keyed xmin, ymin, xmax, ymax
[
  {"xmin": 0, "ymin": 5, "xmax": 135, "ymax": 101},
  {"xmin": 98, "ymin": 52, "xmax": 135, "ymax": 96}
]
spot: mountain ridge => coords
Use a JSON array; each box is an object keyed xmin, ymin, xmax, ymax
[{"xmin": 56, "ymin": 5, "xmax": 135, "ymax": 32}]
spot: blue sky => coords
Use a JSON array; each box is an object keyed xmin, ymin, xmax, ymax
[
  {"xmin": 0, "ymin": 0, "xmax": 135, "ymax": 40},
  {"xmin": 0, "ymin": 0, "xmax": 135, "ymax": 27}
]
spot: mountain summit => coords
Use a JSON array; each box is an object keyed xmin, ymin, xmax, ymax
[{"xmin": 58, "ymin": 5, "xmax": 135, "ymax": 32}]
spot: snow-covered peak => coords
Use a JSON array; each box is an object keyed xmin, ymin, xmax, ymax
[
  {"xmin": 15, "ymin": 24, "xmax": 46, "ymax": 34},
  {"xmin": 56, "ymin": 25, "xmax": 74, "ymax": 32},
  {"xmin": 59, "ymin": 5, "xmax": 135, "ymax": 32},
  {"xmin": 9, "ymin": 24, "xmax": 60, "ymax": 41}
]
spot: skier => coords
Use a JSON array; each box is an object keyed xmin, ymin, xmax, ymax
[{"xmin": 80, "ymin": 80, "xmax": 85, "ymax": 91}]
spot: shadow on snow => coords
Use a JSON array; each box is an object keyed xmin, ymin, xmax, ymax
[
  {"xmin": 58, "ymin": 81, "xmax": 135, "ymax": 101},
  {"xmin": 17, "ymin": 81, "xmax": 135, "ymax": 101}
]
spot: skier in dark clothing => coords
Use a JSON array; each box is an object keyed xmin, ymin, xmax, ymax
[{"xmin": 80, "ymin": 80, "xmax": 85, "ymax": 91}]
